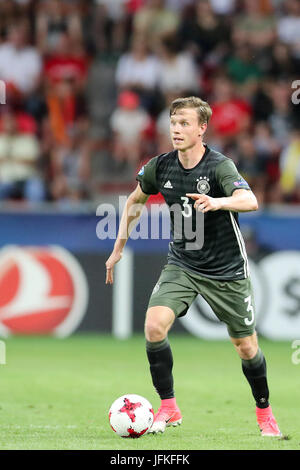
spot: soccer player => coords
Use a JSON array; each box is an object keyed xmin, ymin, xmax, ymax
[{"xmin": 105, "ymin": 96, "xmax": 282, "ymax": 437}]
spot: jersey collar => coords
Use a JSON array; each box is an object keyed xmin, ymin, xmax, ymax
[{"xmin": 176, "ymin": 144, "xmax": 210, "ymax": 173}]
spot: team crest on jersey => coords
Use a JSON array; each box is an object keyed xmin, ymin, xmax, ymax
[{"xmin": 196, "ymin": 176, "xmax": 210, "ymax": 194}]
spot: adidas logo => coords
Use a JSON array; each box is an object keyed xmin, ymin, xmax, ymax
[{"xmin": 163, "ymin": 180, "xmax": 173, "ymax": 189}]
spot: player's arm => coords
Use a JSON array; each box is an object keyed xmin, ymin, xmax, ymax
[
  {"xmin": 186, "ymin": 158, "xmax": 258, "ymax": 213},
  {"xmin": 186, "ymin": 189, "xmax": 258, "ymax": 213},
  {"xmin": 105, "ymin": 184, "xmax": 149, "ymax": 284},
  {"xmin": 215, "ymin": 188, "xmax": 258, "ymax": 212}
]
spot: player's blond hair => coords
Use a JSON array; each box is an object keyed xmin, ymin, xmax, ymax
[{"xmin": 169, "ymin": 96, "xmax": 212, "ymax": 125}]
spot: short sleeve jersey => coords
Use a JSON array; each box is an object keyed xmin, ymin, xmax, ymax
[{"xmin": 136, "ymin": 145, "xmax": 251, "ymax": 280}]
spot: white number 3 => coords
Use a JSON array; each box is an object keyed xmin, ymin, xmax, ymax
[
  {"xmin": 181, "ymin": 196, "xmax": 192, "ymax": 218},
  {"xmin": 244, "ymin": 295, "xmax": 255, "ymax": 326}
]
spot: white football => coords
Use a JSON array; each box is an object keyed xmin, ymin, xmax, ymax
[{"xmin": 109, "ymin": 394, "xmax": 154, "ymax": 438}]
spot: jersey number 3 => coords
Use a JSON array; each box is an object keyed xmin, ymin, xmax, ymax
[
  {"xmin": 244, "ymin": 295, "xmax": 255, "ymax": 326},
  {"xmin": 181, "ymin": 196, "xmax": 192, "ymax": 218}
]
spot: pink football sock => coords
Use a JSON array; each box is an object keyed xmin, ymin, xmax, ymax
[
  {"xmin": 161, "ymin": 397, "xmax": 177, "ymax": 408},
  {"xmin": 256, "ymin": 405, "xmax": 271, "ymax": 416}
]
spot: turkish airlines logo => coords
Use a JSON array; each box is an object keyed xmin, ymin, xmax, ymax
[{"xmin": 0, "ymin": 246, "xmax": 88, "ymax": 337}]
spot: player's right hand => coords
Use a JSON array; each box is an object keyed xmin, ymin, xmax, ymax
[{"xmin": 105, "ymin": 251, "xmax": 122, "ymax": 284}]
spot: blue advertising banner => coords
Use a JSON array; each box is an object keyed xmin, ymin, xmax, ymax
[
  {"xmin": 0, "ymin": 209, "xmax": 299, "ymax": 339},
  {"xmin": 0, "ymin": 210, "xmax": 299, "ymax": 252}
]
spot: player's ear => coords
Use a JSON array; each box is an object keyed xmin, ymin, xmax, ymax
[{"xmin": 199, "ymin": 122, "xmax": 207, "ymax": 136}]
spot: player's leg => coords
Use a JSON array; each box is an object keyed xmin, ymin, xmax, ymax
[
  {"xmin": 230, "ymin": 332, "xmax": 269, "ymax": 409},
  {"xmin": 230, "ymin": 332, "xmax": 282, "ymax": 436},
  {"xmin": 197, "ymin": 275, "xmax": 282, "ymax": 437},
  {"xmin": 145, "ymin": 306, "xmax": 182, "ymax": 433},
  {"xmin": 145, "ymin": 265, "xmax": 197, "ymax": 433},
  {"xmin": 145, "ymin": 305, "xmax": 176, "ymax": 402}
]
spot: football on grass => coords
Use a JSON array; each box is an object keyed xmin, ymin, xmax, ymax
[{"xmin": 109, "ymin": 394, "xmax": 154, "ymax": 438}]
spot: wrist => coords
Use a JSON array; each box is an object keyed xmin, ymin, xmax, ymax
[
  {"xmin": 113, "ymin": 241, "xmax": 124, "ymax": 254},
  {"xmin": 216, "ymin": 197, "xmax": 227, "ymax": 210}
]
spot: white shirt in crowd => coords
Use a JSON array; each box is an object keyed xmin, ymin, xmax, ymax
[
  {"xmin": 116, "ymin": 53, "xmax": 160, "ymax": 90},
  {"xmin": 0, "ymin": 43, "xmax": 42, "ymax": 94},
  {"xmin": 156, "ymin": 52, "xmax": 200, "ymax": 94},
  {"xmin": 277, "ymin": 15, "xmax": 300, "ymax": 58},
  {"xmin": 110, "ymin": 108, "xmax": 150, "ymax": 143},
  {"xmin": 0, "ymin": 134, "xmax": 40, "ymax": 182}
]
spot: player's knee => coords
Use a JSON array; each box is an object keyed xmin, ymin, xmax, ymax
[
  {"xmin": 234, "ymin": 338, "xmax": 258, "ymax": 359},
  {"xmin": 144, "ymin": 319, "xmax": 167, "ymax": 342}
]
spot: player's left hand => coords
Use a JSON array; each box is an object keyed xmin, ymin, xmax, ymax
[
  {"xmin": 105, "ymin": 250, "xmax": 123, "ymax": 284},
  {"xmin": 186, "ymin": 193, "xmax": 222, "ymax": 213}
]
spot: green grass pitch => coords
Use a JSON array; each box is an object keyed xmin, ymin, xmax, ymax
[{"xmin": 0, "ymin": 334, "xmax": 299, "ymax": 450}]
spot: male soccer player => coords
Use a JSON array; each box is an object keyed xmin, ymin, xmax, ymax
[{"xmin": 105, "ymin": 96, "xmax": 282, "ymax": 437}]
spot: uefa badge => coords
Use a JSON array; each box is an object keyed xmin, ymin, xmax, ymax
[{"xmin": 196, "ymin": 177, "xmax": 210, "ymax": 194}]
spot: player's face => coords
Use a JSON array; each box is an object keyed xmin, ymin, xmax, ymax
[{"xmin": 170, "ymin": 108, "xmax": 206, "ymax": 151}]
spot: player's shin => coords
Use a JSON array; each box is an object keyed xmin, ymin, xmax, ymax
[
  {"xmin": 146, "ymin": 337, "xmax": 175, "ymax": 400},
  {"xmin": 241, "ymin": 348, "xmax": 270, "ymax": 409}
]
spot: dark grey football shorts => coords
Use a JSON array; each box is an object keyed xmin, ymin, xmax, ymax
[{"xmin": 148, "ymin": 264, "xmax": 256, "ymax": 338}]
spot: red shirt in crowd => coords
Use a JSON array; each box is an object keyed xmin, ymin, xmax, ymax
[
  {"xmin": 210, "ymin": 99, "xmax": 252, "ymax": 137},
  {"xmin": 44, "ymin": 55, "xmax": 88, "ymax": 83}
]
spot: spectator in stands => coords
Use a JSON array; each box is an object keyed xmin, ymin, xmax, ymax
[
  {"xmin": 110, "ymin": 90, "xmax": 151, "ymax": 166},
  {"xmin": 43, "ymin": 32, "xmax": 89, "ymax": 146},
  {"xmin": 0, "ymin": 19, "xmax": 42, "ymax": 99},
  {"xmin": 253, "ymin": 122, "xmax": 282, "ymax": 197},
  {"xmin": 156, "ymin": 33, "xmax": 200, "ymax": 96},
  {"xmin": 178, "ymin": 0, "xmax": 231, "ymax": 64},
  {"xmin": 51, "ymin": 178, "xmax": 89, "ymax": 208},
  {"xmin": 0, "ymin": 0, "xmax": 296, "ymax": 207},
  {"xmin": 225, "ymin": 43, "xmax": 263, "ymax": 97},
  {"xmin": 279, "ymin": 127, "xmax": 300, "ymax": 202},
  {"xmin": 268, "ymin": 79, "xmax": 295, "ymax": 147},
  {"xmin": 0, "ymin": 111, "xmax": 45, "ymax": 202},
  {"xmin": 251, "ymin": 76, "xmax": 274, "ymax": 122},
  {"xmin": 36, "ymin": 0, "xmax": 83, "ymax": 54},
  {"xmin": 115, "ymin": 33, "xmax": 160, "ymax": 112},
  {"xmin": 232, "ymin": 0, "xmax": 277, "ymax": 51},
  {"xmin": 0, "ymin": 0, "xmax": 24, "ymax": 40},
  {"xmin": 49, "ymin": 120, "xmax": 91, "ymax": 204},
  {"xmin": 253, "ymin": 121, "xmax": 281, "ymax": 160},
  {"xmin": 43, "ymin": 32, "xmax": 88, "ymax": 88},
  {"xmin": 115, "ymin": 33, "xmax": 160, "ymax": 93},
  {"xmin": 277, "ymin": 0, "xmax": 300, "ymax": 60},
  {"xmin": 209, "ymin": 74, "xmax": 252, "ymax": 147},
  {"xmin": 266, "ymin": 41, "xmax": 299, "ymax": 79},
  {"xmin": 93, "ymin": 0, "xmax": 129, "ymax": 54},
  {"xmin": 133, "ymin": 0, "xmax": 180, "ymax": 46},
  {"xmin": 234, "ymin": 132, "xmax": 267, "ymax": 203}
]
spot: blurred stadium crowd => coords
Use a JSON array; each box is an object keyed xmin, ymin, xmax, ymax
[{"xmin": 0, "ymin": 0, "xmax": 299, "ymax": 208}]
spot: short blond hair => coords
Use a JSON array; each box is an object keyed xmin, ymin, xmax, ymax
[{"xmin": 169, "ymin": 96, "xmax": 212, "ymax": 124}]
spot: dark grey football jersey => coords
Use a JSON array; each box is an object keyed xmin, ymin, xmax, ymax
[{"xmin": 136, "ymin": 144, "xmax": 252, "ymax": 281}]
